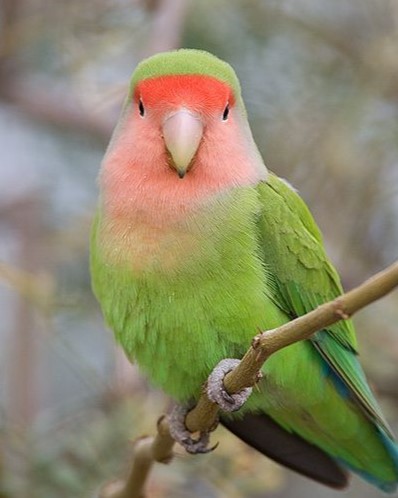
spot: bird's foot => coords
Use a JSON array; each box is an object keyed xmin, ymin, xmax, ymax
[
  {"xmin": 207, "ymin": 358, "xmax": 252, "ymax": 412},
  {"xmin": 169, "ymin": 404, "xmax": 217, "ymax": 454}
]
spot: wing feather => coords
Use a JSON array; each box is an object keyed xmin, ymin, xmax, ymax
[{"xmin": 257, "ymin": 173, "xmax": 391, "ymax": 435}]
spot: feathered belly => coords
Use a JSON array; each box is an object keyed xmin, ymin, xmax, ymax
[{"xmin": 92, "ymin": 189, "xmax": 289, "ymax": 401}]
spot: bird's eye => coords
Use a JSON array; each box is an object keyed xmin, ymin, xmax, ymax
[
  {"xmin": 138, "ymin": 99, "xmax": 145, "ymax": 117},
  {"xmin": 222, "ymin": 103, "xmax": 230, "ymax": 121}
]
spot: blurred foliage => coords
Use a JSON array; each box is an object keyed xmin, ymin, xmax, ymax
[{"xmin": 0, "ymin": 0, "xmax": 397, "ymax": 497}]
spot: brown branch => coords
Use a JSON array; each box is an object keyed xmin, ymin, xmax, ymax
[
  {"xmin": 98, "ymin": 417, "xmax": 175, "ymax": 498},
  {"xmin": 98, "ymin": 260, "xmax": 398, "ymax": 498}
]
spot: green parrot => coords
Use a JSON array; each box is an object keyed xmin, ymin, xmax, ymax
[{"xmin": 90, "ymin": 49, "xmax": 398, "ymax": 491}]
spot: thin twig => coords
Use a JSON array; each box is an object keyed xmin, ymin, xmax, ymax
[
  {"xmin": 98, "ymin": 417, "xmax": 175, "ymax": 498},
  {"xmin": 100, "ymin": 261, "xmax": 398, "ymax": 498}
]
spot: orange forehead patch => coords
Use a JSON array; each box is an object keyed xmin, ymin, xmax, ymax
[{"xmin": 134, "ymin": 74, "xmax": 235, "ymax": 113}]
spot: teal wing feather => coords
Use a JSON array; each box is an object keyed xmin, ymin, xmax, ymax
[{"xmin": 256, "ymin": 173, "xmax": 391, "ymax": 436}]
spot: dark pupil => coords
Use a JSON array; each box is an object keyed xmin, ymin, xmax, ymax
[
  {"xmin": 139, "ymin": 99, "xmax": 145, "ymax": 116},
  {"xmin": 222, "ymin": 104, "xmax": 229, "ymax": 120}
]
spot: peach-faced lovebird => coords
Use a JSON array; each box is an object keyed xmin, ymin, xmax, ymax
[{"xmin": 90, "ymin": 49, "xmax": 398, "ymax": 491}]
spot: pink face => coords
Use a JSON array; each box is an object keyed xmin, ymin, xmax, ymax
[
  {"xmin": 101, "ymin": 73, "xmax": 266, "ymax": 222},
  {"xmin": 132, "ymin": 75, "xmax": 236, "ymax": 178}
]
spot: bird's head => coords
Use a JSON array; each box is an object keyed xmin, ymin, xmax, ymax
[{"xmin": 102, "ymin": 50, "xmax": 266, "ymax": 207}]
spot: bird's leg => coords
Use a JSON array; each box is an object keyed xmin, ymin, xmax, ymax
[
  {"xmin": 168, "ymin": 403, "xmax": 216, "ymax": 454},
  {"xmin": 169, "ymin": 359, "xmax": 252, "ymax": 454},
  {"xmin": 207, "ymin": 358, "xmax": 253, "ymax": 412}
]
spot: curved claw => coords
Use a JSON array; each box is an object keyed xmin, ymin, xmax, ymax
[
  {"xmin": 207, "ymin": 358, "xmax": 253, "ymax": 412},
  {"xmin": 169, "ymin": 404, "xmax": 217, "ymax": 454}
]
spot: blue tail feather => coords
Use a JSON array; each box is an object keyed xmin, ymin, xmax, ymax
[{"xmin": 337, "ymin": 429, "xmax": 398, "ymax": 493}]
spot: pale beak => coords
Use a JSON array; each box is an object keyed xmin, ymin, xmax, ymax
[{"xmin": 162, "ymin": 109, "xmax": 204, "ymax": 178}]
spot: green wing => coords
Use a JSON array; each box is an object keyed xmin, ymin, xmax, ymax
[{"xmin": 256, "ymin": 173, "xmax": 391, "ymax": 435}]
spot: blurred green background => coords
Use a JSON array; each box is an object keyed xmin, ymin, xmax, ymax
[{"xmin": 0, "ymin": 0, "xmax": 397, "ymax": 497}]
